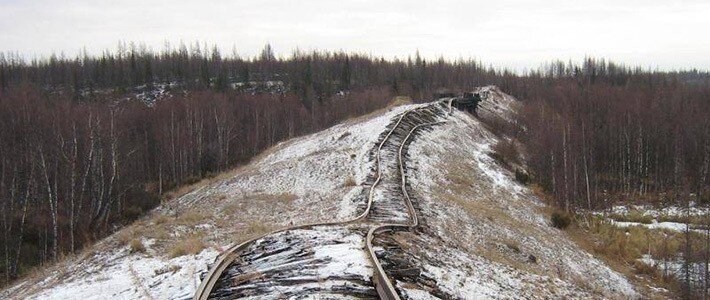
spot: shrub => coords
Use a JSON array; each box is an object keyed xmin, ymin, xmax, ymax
[
  {"xmin": 551, "ymin": 211, "xmax": 572, "ymax": 229},
  {"xmin": 117, "ymin": 227, "xmax": 144, "ymax": 245},
  {"xmin": 122, "ymin": 205, "xmax": 144, "ymax": 222},
  {"xmin": 168, "ymin": 237, "xmax": 206, "ymax": 258},
  {"xmin": 492, "ymin": 138, "xmax": 520, "ymax": 167},
  {"xmin": 698, "ymin": 191, "xmax": 710, "ymax": 206},
  {"xmin": 129, "ymin": 239, "xmax": 146, "ymax": 254},
  {"xmin": 342, "ymin": 176, "xmax": 356, "ymax": 187},
  {"xmin": 514, "ymin": 168, "xmax": 530, "ymax": 185}
]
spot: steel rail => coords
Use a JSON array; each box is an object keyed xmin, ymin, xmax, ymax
[
  {"xmin": 192, "ymin": 109, "xmax": 415, "ymax": 300},
  {"xmin": 365, "ymin": 120, "xmax": 444, "ymax": 300}
]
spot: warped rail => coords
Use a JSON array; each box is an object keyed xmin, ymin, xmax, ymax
[
  {"xmin": 365, "ymin": 121, "xmax": 444, "ymax": 300},
  {"xmin": 194, "ymin": 101, "xmax": 451, "ymax": 300}
]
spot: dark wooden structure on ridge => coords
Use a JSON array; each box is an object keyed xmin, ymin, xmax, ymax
[{"xmin": 452, "ymin": 91, "xmax": 482, "ymax": 116}]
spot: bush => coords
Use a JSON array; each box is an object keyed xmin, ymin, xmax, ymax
[
  {"xmin": 168, "ymin": 237, "xmax": 206, "ymax": 258},
  {"xmin": 129, "ymin": 239, "xmax": 146, "ymax": 254},
  {"xmin": 514, "ymin": 168, "xmax": 530, "ymax": 185},
  {"xmin": 492, "ymin": 138, "xmax": 520, "ymax": 167},
  {"xmin": 551, "ymin": 211, "xmax": 572, "ymax": 229},
  {"xmin": 342, "ymin": 176, "xmax": 356, "ymax": 187},
  {"xmin": 699, "ymin": 191, "xmax": 710, "ymax": 206},
  {"xmin": 122, "ymin": 206, "xmax": 144, "ymax": 222}
]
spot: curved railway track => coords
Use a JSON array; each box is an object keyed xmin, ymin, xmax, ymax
[
  {"xmin": 194, "ymin": 100, "xmax": 452, "ymax": 300},
  {"xmin": 366, "ymin": 120, "xmax": 443, "ymax": 299}
]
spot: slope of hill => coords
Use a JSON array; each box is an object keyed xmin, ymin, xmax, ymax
[{"xmin": 1, "ymin": 87, "xmax": 654, "ymax": 299}]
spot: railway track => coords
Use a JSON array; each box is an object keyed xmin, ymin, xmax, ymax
[{"xmin": 193, "ymin": 100, "xmax": 453, "ymax": 300}]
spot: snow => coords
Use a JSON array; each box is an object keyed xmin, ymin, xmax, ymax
[
  {"xmin": 639, "ymin": 254, "xmax": 707, "ymax": 290},
  {"xmin": 612, "ymin": 220, "xmax": 687, "ymax": 231},
  {"xmin": 606, "ymin": 204, "xmax": 708, "ymax": 218},
  {"xmin": 402, "ymin": 89, "xmax": 637, "ymax": 298},
  {"xmin": 609, "ymin": 219, "xmax": 707, "ymax": 234},
  {"xmin": 26, "ymin": 247, "xmax": 218, "ymax": 300},
  {"xmin": 599, "ymin": 204, "xmax": 709, "ymax": 234},
  {"xmin": 309, "ymin": 228, "xmax": 371, "ymax": 279}
]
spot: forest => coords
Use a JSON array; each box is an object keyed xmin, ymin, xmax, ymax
[{"xmin": 1, "ymin": 43, "xmax": 709, "ymax": 284}]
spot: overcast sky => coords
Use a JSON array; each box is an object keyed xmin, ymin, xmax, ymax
[{"xmin": 1, "ymin": 0, "xmax": 708, "ymax": 72}]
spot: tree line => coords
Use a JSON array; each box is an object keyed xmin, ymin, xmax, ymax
[
  {"xmin": 0, "ymin": 42, "xmax": 507, "ymax": 105},
  {"xmin": 512, "ymin": 58, "xmax": 710, "ymax": 211}
]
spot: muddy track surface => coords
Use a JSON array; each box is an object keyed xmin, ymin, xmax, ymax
[{"xmin": 194, "ymin": 100, "xmax": 455, "ymax": 300}]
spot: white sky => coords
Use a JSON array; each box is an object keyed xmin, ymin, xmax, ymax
[{"xmin": 1, "ymin": 0, "xmax": 709, "ymax": 72}]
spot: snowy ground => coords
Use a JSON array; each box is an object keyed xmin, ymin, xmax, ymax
[
  {"xmin": 594, "ymin": 203, "xmax": 709, "ymax": 293},
  {"xmin": 597, "ymin": 204, "xmax": 709, "ymax": 234},
  {"xmin": 396, "ymin": 92, "xmax": 638, "ymax": 298}
]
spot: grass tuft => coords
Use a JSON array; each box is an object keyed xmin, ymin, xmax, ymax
[
  {"xmin": 168, "ymin": 236, "xmax": 206, "ymax": 258},
  {"xmin": 342, "ymin": 176, "xmax": 357, "ymax": 187},
  {"xmin": 129, "ymin": 239, "xmax": 147, "ymax": 254}
]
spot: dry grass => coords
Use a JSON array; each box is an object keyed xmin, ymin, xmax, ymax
[
  {"xmin": 564, "ymin": 215, "xmax": 684, "ymax": 297},
  {"xmin": 445, "ymin": 153, "xmax": 681, "ymax": 298},
  {"xmin": 491, "ymin": 138, "xmax": 521, "ymax": 168},
  {"xmin": 153, "ymin": 213, "xmax": 170, "ymax": 225},
  {"xmin": 503, "ymin": 238, "xmax": 521, "ymax": 252},
  {"xmin": 175, "ymin": 211, "xmax": 207, "ymax": 226},
  {"xmin": 222, "ymin": 203, "xmax": 241, "ymax": 216},
  {"xmin": 388, "ymin": 96, "xmax": 413, "ymax": 107},
  {"xmin": 244, "ymin": 221, "xmax": 273, "ymax": 236},
  {"xmin": 342, "ymin": 176, "xmax": 357, "ymax": 187},
  {"xmin": 117, "ymin": 226, "xmax": 145, "ymax": 246},
  {"xmin": 168, "ymin": 236, "xmax": 206, "ymax": 258},
  {"xmin": 129, "ymin": 239, "xmax": 147, "ymax": 254},
  {"xmin": 608, "ymin": 210, "xmax": 655, "ymax": 224}
]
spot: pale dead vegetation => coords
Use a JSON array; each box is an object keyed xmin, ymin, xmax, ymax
[
  {"xmin": 388, "ymin": 96, "xmax": 413, "ymax": 107},
  {"xmin": 342, "ymin": 176, "xmax": 357, "ymax": 187},
  {"xmin": 168, "ymin": 235, "xmax": 206, "ymax": 258},
  {"xmin": 244, "ymin": 221, "xmax": 273, "ymax": 236},
  {"xmin": 175, "ymin": 211, "xmax": 208, "ymax": 226},
  {"xmin": 221, "ymin": 203, "xmax": 241, "ymax": 216},
  {"xmin": 117, "ymin": 226, "xmax": 146, "ymax": 246},
  {"xmin": 129, "ymin": 239, "xmax": 147, "ymax": 254},
  {"xmin": 153, "ymin": 213, "xmax": 170, "ymax": 225}
]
